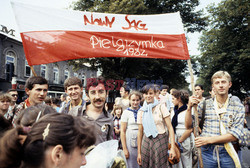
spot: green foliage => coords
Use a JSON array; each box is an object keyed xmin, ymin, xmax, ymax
[
  {"xmin": 197, "ymin": 0, "xmax": 250, "ymax": 99},
  {"xmin": 70, "ymin": 0, "xmax": 208, "ymax": 89},
  {"xmin": 72, "ymin": 0, "xmax": 207, "ymax": 32}
]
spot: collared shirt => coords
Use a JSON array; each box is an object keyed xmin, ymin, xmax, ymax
[
  {"xmin": 198, "ymin": 95, "xmax": 245, "ymax": 140},
  {"xmin": 61, "ymin": 99, "xmax": 85, "ymax": 114},
  {"xmin": 80, "ymin": 107, "xmax": 114, "ymax": 145}
]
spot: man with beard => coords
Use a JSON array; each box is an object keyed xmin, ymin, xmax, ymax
[
  {"xmin": 61, "ymin": 77, "xmax": 85, "ymax": 115},
  {"xmin": 77, "ymin": 76, "xmax": 113, "ymax": 145},
  {"xmin": 6, "ymin": 76, "xmax": 48, "ymax": 126}
]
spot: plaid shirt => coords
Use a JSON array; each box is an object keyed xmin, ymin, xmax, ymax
[
  {"xmin": 5, "ymin": 101, "xmax": 26, "ymax": 126},
  {"xmin": 198, "ymin": 95, "xmax": 245, "ymax": 140}
]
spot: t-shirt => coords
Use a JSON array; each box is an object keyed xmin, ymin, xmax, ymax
[{"xmin": 121, "ymin": 109, "xmax": 138, "ymax": 130}]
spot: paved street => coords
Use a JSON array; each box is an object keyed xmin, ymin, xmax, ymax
[{"xmin": 241, "ymin": 115, "xmax": 250, "ymax": 168}]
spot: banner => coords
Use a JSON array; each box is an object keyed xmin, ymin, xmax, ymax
[{"xmin": 11, "ymin": 2, "xmax": 190, "ymax": 66}]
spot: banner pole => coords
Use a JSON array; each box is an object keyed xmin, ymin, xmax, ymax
[
  {"xmin": 30, "ymin": 66, "xmax": 37, "ymax": 76},
  {"xmin": 187, "ymin": 59, "xmax": 204, "ymax": 168}
]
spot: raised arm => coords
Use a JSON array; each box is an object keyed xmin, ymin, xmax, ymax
[{"xmin": 185, "ymin": 96, "xmax": 200, "ymax": 129}]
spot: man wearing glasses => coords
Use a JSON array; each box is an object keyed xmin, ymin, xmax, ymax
[{"xmin": 7, "ymin": 89, "xmax": 18, "ymax": 113}]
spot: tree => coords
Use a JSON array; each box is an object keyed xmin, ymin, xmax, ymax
[
  {"xmin": 70, "ymin": 0, "xmax": 207, "ymax": 89},
  {"xmin": 196, "ymin": 0, "xmax": 249, "ymax": 99}
]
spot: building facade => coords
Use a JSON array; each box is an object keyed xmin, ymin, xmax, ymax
[{"xmin": 0, "ymin": 24, "xmax": 97, "ymax": 100}]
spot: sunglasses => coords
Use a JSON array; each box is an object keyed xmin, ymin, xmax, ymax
[{"xmin": 11, "ymin": 94, "xmax": 18, "ymax": 97}]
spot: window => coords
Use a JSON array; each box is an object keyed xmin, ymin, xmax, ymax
[
  {"xmin": 25, "ymin": 60, "xmax": 31, "ymax": 77},
  {"xmin": 64, "ymin": 69, "xmax": 69, "ymax": 80},
  {"xmin": 5, "ymin": 51, "xmax": 15, "ymax": 73},
  {"xmin": 53, "ymin": 67, "xmax": 59, "ymax": 84},
  {"xmin": 5, "ymin": 52, "xmax": 16, "ymax": 81},
  {"xmin": 41, "ymin": 65, "xmax": 46, "ymax": 78}
]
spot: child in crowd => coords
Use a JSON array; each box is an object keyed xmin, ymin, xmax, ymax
[
  {"xmin": 113, "ymin": 105, "xmax": 123, "ymax": 149},
  {"xmin": 121, "ymin": 91, "xmax": 142, "ymax": 168}
]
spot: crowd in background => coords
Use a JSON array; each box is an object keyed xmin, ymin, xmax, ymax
[{"xmin": 0, "ymin": 70, "xmax": 249, "ymax": 168}]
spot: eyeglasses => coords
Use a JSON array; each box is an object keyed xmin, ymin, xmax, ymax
[{"xmin": 11, "ymin": 94, "xmax": 18, "ymax": 97}]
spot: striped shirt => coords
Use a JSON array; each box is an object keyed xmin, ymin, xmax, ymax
[{"xmin": 198, "ymin": 95, "xmax": 245, "ymax": 140}]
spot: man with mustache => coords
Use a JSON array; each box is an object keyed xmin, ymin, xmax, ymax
[
  {"xmin": 62, "ymin": 77, "xmax": 85, "ymax": 115},
  {"xmin": 6, "ymin": 76, "xmax": 48, "ymax": 126},
  {"xmin": 77, "ymin": 76, "xmax": 113, "ymax": 145}
]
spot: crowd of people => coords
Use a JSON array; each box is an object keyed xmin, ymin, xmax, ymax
[{"xmin": 0, "ymin": 70, "xmax": 249, "ymax": 168}]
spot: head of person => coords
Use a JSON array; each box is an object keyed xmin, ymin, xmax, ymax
[
  {"xmin": 119, "ymin": 84, "xmax": 130, "ymax": 98},
  {"xmin": 0, "ymin": 93, "xmax": 12, "ymax": 114},
  {"xmin": 15, "ymin": 104, "xmax": 57, "ymax": 127},
  {"xmin": 66, "ymin": 95, "xmax": 71, "ymax": 103},
  {"xmin": 194, "ymin": 84, "xmax": 204, "ymax": 98},
  {"xmin": 7, "ymin": 89, "xmax": 18, "ymax": 103},
  {"xmin": 211, "ymin": 70, "xmax": 232, "ymax": 96},
  {"xmin": 141, "ymin": 84, "xmax": 158, "ymax": 104},
  {"xmin": 86, "ymin": 76, "xmax": 108, "ymax": 110},
  {"xmin": 25, "ymin": 76, "xmax": 48, "ymax": 106},
  {"xmin": 113, "ymin": 105, "xmax": 123, "ymax": 117},
  {"xmin": 128, "ymin": 91, "xmax": 142, "ymax": 110},
  {"xmin": 154, "ymin": 84, "xmax": 161, "ymax": 99},
  {"xmin": 51, "ymin": 97, "xmax": 61, "ymax": 108},
  {"xmin": 64, "ymin": 77, "xmax": 83, "ymax": 102},
  {"xmin": 170, "ymin": 88, "xmax": 177, "ymax": 95},
  {"xmin": 0, "ymin": 113, "xmax": 96, "ymax": 168},
  {"xmin": 44, "ymin": 97, "xmax": 52, "ymax": 106},
  {"xmin": 209, "ymin": 86, "xmax": 216, "ymax": 98},
  {"xmin": 60, "ymin": 93, "xmax": 67, "ymax": 102},
  {"xmin": 160, "ymin": 85, "xmax": 169, "ymax": 96},
  {"xmin": 171, "ymin": 90, "xmax": 189, "ymax": 107}
]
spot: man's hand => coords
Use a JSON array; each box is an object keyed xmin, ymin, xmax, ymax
[
  {"xmin": 195, "ymin": 137, "xmax": 211, "ymax": 147},
  {"xmin": 188, "ymin": 95, "xmax": 201, "ymax": 107}
]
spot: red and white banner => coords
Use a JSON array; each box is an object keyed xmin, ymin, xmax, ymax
[{"xmin": 11, "ymin": 2, "xmax": 190, "ymax": 66}]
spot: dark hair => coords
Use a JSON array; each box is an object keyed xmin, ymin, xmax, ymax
[
  {"xmin": 85, "ymin": 76, "xmax": 106, "ymax": 94},
  {"xmin": 44, "ymin": 97, "xmax": 51, "ymax": 105},
  {"xmin": 0, "ymin": 114, "xmax": 12, "ymax": 138},
  {"xmin": 51, "ymin": 97, "xmax": 61, "ymax": 106},
  {"xmin": 64, "ymin": 77, "xmax": 83, "ymax": 90},
  {"xmin": 25, "ymin": 76, "xmax": 48, "ymax": 90},
  {"xmin": 161, "ymin": 85, "xmax": 169, "ymax": 91},
  {"xmin": 141, "ymin": 84, "xmax": 158, "ymax": 94},
  {"xmin": 121, "ymin": 83, "xmax": 130, "ymax": 93},
  {"xmin": 0, "ymin": 113, "xmax": 96, "ymax": 168},
  {"xmin": 61, "ymin": 93, "xmax": 67, "ymax": 98},
  {"xmin": 7, "ymin": 89, "xmax": 17, "ymax": 93},
  {"xmin": 15, "ymin": 104, "xmax": 57, "ymax": 127},
  {"xmin": 172, "ymin": 90, "xmax": 189, "ymax": 105},
  {"xmin": 194, "ymin": 84, "xmax": 204, "ymax": 90}
]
